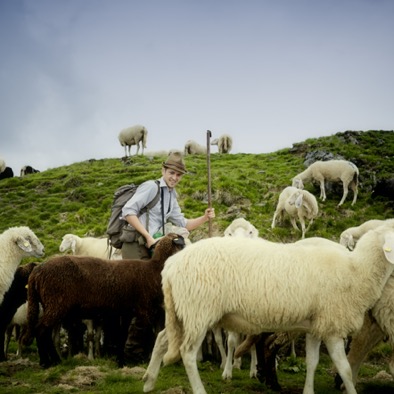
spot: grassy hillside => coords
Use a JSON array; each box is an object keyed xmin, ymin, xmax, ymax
[
  {"xmin": 0, "ymin": 129, "xmax": 393, "ymax": 393},
  {"xmin": 0, "ymin": 129, "xmax": 393, "ymax": 260}
]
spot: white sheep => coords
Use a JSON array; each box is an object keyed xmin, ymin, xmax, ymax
[
  {"xmin": 340, "ymin": 218, "xmax": 394, "ymax": 250},
  {"xmin": 59, "ymin": 234, "xmax": 121, "ymax": 260},
  {"xmin": 272, "ymin": 187, "xmax": 319, "ymax": 239},
  {"xmin": 118, "ymin": 124, "xmax": 148, "ymax": 157},
  {"xmin": 143, "ymin": 224, "xmax": 394, "ymax": 394},
  {"xmin": 211, "ymin": 134, "xmax": 233, "ymax": 154},
  {"xmin": 0, "ymin": 226, "xmax": 45, "ymax": 304},
  {"xmin": 271, "ymin": 186, "xmax": 301, "ymax": 228},
  {"xmin": 292, "ymin": 159, "xmax": 359, "ymax": 206},
  {"xmin": 184, "ymin": 140, "xmax": 207, "ymax": 155},
  {"xmin": 5, "ymin": 302, "xmax": 43, "ymax": 358}
]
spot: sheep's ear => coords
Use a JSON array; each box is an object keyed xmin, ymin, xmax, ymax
[
  {"xmin": 16, "ymin": 237, "xmax": 33, "ymax": 253},
  {"xmin": 348, "ymin": 235, "xmax": 355, "ymax": 250},
  {"xmin": 70, "ymin": 239, "xmax": 77, "ymax": 254},
  {"xmin": 383, "ymin": 233, "xmax": 394, "ymax": 264},
  {"xmin": 173, "ymin": 236, "xmax": 185, "ymax": 247},
  {"xmin": 295, "ymin": 193, "xmax": 303, "ymax": 208}
]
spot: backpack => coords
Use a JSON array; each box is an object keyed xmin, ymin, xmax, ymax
[{"xmin": 106, "ymin": 180, "xmax": 160, "ymax": 250}]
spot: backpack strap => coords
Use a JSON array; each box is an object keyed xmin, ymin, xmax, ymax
[{"xmin": 143, "ymin": 180, "xmax": 161, "ymax": 233}]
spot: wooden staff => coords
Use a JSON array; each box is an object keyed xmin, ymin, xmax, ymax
[{"xmin": 206, "ymin": 130, "xmax": 212, "ymax": 237}]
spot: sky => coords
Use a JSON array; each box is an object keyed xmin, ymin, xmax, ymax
[{"xmin": 1, "ymin": 0, "xmax": 393, "ymax": 175}]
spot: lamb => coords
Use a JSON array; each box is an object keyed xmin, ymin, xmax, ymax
[
  {"xmin": 20, "ymin": 165, "xmax": 40, "ymax": 177},
  {"xmin": 292, "ymin": 159, "xmax": 359, "ymax": 206},
  {"xmin": 23, "ymin": 233, "xmax": 185, "ymax": 368},
  {"xmin": 143, "ymin": 224, "xmax": 394, "ymax": 394},
  {"xmin": 59, "ymin": 233, "xmax": 121, "ymax": 260},
  {"xmin": 0, "ymin": 158, "xmax": 5, "ymax": 173},
  {"xmin": 5, "ymin": 301, "xmax": 43, "ymax": 358},
  {"xmin": 340, "ymin": 218, "xmax": 394, "ymax": 250},
  {"xmin": 211, "ymin": 134, "xmax": 233, "ymax": 154},
  {"xmin": 272, "ymin": 187, "xmax": 319, "ymax": 239},
  {"xmin": 0, "ymin": 262, "xmax": 37, "ymax": 361},
  {"xmin": 118, "ymin": 124, "xmax": 148, "ymax": 157},
  {"xmin": 184, "ymin": 140, "xmax": 207, "ymax": 155},
  {"xmin": 0, "ymin": 226, "xmax": 44, "ymax": 305}
]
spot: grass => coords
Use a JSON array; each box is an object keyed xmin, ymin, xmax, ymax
[{"xmin": 0, "ymin": 129, "xmax": 393, "ymax": 392}]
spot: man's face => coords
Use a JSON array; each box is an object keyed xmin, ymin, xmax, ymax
[{"xmin": 162, "ymin": 168, "xmax": 183, "ymax": 189}]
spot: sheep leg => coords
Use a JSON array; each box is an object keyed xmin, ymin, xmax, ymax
[
  {"xmin": 335, "ymin": 313, "xmax": 384, "ymax": 388},
  {"xmin": 143, "ymin": 329, "xmax": 168, "ymax": 392},
  {"xmin": 36, "ymin": 325, "xmax": 61, "ymax": 368},
  {"xmin": 249, "ymin": 344, "xmax": 258, "ymax": 378},
  {"xmin": 299, "ymin": 217, "xmax": 306, "ymax": 239},
  {"xmin": 325, "ymin": 336, "xmax": 356, "ymax": 394},
  {"xmin": 255, "ymin": 332, "xmax": 281, "ymax": 391},
  {"xmin": 222, "ymin": 331, "xmax": 239, "ymax": 379},
  {"xmin": 4, "ymin": 325, "xmax": 13, "ymax": 359},
  {"xmin": 338, "ymin": 183, "xmax": 349, "ymax": 207},
  {"xmin": 350, "ymin": 181, "xmax": 358, "ymax": 206},
  {"xmin": 305, "ymin": 218, "xmax": 314, "ymax": 233},
  {"xmin": 271, "ymin": 212, "xmax": 279, "ymax": 228},
  {"xmin": 303, "ymin": 333, "xmax": 321, "ymax": 394},
  {"xmin": 211, "ymin": 326, "xmax": 227, "ymax": 369},
  {"xmin": 83, "ymin": 319, "xmax": 95, "ymax": 360},
  {"xmin": 319, "ymin": 180, "xmax": 326, "ymax": 201},
  {"xmin": 181, "ymin": 332, "xmax": 208, "ymax": 394},
  {"xmin": 290, "ymin": 217, "xmax": 300, "ymax": 231}
]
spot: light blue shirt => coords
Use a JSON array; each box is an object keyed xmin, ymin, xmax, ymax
[{"xmin": 121, "ymin": 177, "xmax": 187, "ymax": 236}]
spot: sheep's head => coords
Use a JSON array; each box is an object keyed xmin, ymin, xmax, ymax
[
  {"xmin": 151, "ymin": 233, "xmax": 186, "ymax": 260},
  {"xmin": 11, "ymin": 226, "xmax": 45, "ymax": 258},
  {"xmin": 224, "ymin": 218, "xmax": 259, "ymax": 239},
  {"xmin": 292, "ymin": 178, "xmax": 304, "ymax": 189},
  {"xmin": 59, "ymin": 234, "xmax": 76, "ymax": 254},
  {"xmin": 340, "ymin": 233, "xmax": 355, "ymax": 250}
]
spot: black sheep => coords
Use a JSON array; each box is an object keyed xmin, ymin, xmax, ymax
[
  {"xmin": 0, "ymin": 167, "xmax": 14, "ymax": 180},
  {"xmin": 23, "ymin": 233, "xmax": 185, "ymax": 368},
  {"xmin": 0, "ymin": 262, "xmax": 37, "ymax": 361}
]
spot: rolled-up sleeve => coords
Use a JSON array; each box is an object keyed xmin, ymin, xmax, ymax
[{"xmin": 122, "ymin": 181, "xmax": 159, "ymax": 219}]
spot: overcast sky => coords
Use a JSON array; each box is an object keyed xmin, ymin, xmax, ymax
[{"xmin": 1, "ymin": 0, "xmax": 393, "ymax": 175}]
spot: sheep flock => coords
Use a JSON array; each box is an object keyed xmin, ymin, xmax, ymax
[{"xmin": 2, "ymin": 136, "xmax": 394, "ymax": 393}]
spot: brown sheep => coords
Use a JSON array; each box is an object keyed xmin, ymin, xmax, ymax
[{"xmin": 23, "ymin": 233, "xmax": 185, "ymax": 368}]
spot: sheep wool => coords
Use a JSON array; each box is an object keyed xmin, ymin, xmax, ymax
[
  {"xmin": 184, "ymin": 140, "xmax": 207, "ymax": 155},
  {"xmin": 211, "ymin": 134, "xmax": 233, "ymax": 154},
  {"xmin": 23, "ymin": 233, "xmax": 185, "ymax": 368},
  {"xmin": 0, "ymin": 226, "xmax": 44, "ymax": 304},
  {"xmin": 143, "ymin": 223, "xmax": 394, "ymax": 394},
  {"xmin": 292, "ymin": 159, "xmax": 359, "ymax": 206},
  {"xmin": 340, "ymin": 218, "xmax": 394, "ymax": 250},
  {"xmin": 344, "ymin": 273, "xmax": 394, "ymax": 386},
  {"xmin": 118, "ymin": 124, "xmax": 148, "ymax": 156},
  {"xmin": 0, "ymin": 262, "xmax": 37, "ymax": 361}
]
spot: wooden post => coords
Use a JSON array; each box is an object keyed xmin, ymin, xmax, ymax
[{"xmin": 206, "ymin": 130, "xmax": 212, "ymax": 237}]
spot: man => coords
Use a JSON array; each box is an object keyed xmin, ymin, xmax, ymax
[
  {"xmin": 121, "ymin": 151, "xmax": 215, "ymax": 259},
  {"xmin": 120, "ymin": 151, "xmax": 215, "ymax": 362}
]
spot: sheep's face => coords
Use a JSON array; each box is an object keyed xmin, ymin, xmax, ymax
[
  {"xmin": 224, "ymin": 219, "xmax": 259, "ymax": 239},
  {"xmin": 151, "ymin": 233, "xmax": 186, "ymax": 257},
  {"xmin": 15, "ymin": 228, "xmax": 45, "ymax": 258}
]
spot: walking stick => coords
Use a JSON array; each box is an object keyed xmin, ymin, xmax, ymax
[{"xmin": 206, "ymin": 130, "xmax": 212, "ymax": 237}]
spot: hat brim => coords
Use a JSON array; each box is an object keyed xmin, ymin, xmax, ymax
[{"xmin": 162, "ymin": 162, "xmax": 188, "ymax": 174}]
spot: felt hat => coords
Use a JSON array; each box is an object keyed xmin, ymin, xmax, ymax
[{"xmin": 162, "ymin": 151, "xmax": 187, "ymax": 174}]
